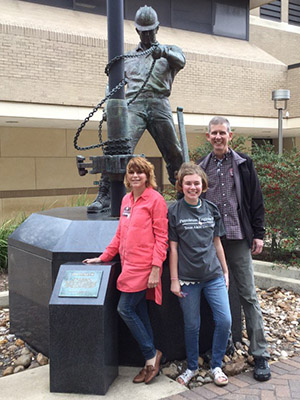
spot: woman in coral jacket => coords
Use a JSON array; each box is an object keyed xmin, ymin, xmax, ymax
[{"xmin": 83, "ymin": 157, "xmax": 168, "ymax": 385}]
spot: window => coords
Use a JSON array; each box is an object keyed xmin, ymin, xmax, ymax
[
  {"xmin": 260, "ymin": 0, "xmax": 281, "ymax": 22},
  {"xmin": 289, "ymin": 0, "xmax": 300, "ymax": 26}
]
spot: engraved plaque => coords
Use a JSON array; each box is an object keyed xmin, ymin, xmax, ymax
[{"xmin": 59, "ymin": 270, "xmax": 103, "ymax": 298}]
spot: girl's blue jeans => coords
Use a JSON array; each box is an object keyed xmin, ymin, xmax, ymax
[
  {"xmin": 117, "ymin": 290, "xmax": 156, "ymax": 361},
  {"xmin": 179, "ymin": 276, "xmax": 232, "ymax": 370}
]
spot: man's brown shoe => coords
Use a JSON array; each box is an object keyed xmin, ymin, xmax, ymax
[
  {"xmin": 144, "ymin": 350, "xmax": 162, "ymax": 384},
  {"xmin": 133, "ymin": 368, "xmax": 147, "ymax": 383}
]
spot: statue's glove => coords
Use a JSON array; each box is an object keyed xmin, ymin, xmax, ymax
[{"xmin": 152, "ymin": 45, "xmax": 166, "ymax": 60}]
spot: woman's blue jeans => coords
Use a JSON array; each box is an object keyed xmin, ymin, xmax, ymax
[
  {"xmin": 179, "ymin": 276, "xmax": 232, "ymax": 370},
  {"xmin": 117, "ymin": 290, "xmax": 156, "ymax": 361}
]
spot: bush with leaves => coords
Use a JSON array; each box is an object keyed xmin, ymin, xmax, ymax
[
  {"xmin": 190, "ymin": 136, "xmax": 300, "ymax": 265},
  {"xmin": 251, "ymin": 144, "xmax": 300, "ymax": 265},
  {"xmin": 0, "ymin": 214, "xmax": 27, "ymax": 272}
]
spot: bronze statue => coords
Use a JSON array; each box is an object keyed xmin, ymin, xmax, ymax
[{"xmin": 88, "ymin": 5, "xmax": 186, "ymax": 212}]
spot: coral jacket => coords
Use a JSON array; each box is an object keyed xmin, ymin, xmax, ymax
[{"xmin": 100, "ymin": 187, "xmax": 168, "ymax": 305}]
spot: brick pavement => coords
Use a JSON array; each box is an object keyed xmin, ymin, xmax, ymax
[{"xmin": 161, "ymin": 356, "xmax": 300, "ymax": 400}]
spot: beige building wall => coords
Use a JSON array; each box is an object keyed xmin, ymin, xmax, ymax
[
  {"xmin": 250, "ymin": 23, "xmax": 300, "ymax": 65},
  {"xmin": 250, "ymin": 0, "xmax": 300, "ymax": 66},
  {"xmin": 0, "ymin": 126, "xmax": 101, "ymax": 222},
  {"xmin": 288, "ymin": 68, "xmax": 300, "ymax": 118}
]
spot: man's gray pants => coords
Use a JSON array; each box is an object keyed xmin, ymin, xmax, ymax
[{"xmin": 221, "ymin": 238, "xmax": 269, "ymax": 358}]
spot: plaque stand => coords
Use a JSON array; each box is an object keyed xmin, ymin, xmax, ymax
[{"xmin": 49, "ymin": 262, "xmax": 119, "ymax": 395}]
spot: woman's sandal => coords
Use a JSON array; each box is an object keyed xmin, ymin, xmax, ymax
[
  {"xmin": 211, "ymin": 367, "xmax": 228, "ymax": 386},
  {"xmin": 176, "ymin": 369, "xmax": 198, "ymax": 385}
]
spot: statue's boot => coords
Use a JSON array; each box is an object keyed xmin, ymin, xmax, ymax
[{"xmin": 87, "ymin": 175, "xmax": 111, "ymax": 213}]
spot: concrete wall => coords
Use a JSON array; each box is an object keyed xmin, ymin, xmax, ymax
[
  {"xmin": 250, "ymin": 21, "xmax": 300, "ymax": 66},
  {"xmin": 250, "ymin": 0, "xmax": 300, "ymax": 66},
  {"xmin": 288, "ymin": 68, "xmax": 300, "ymax": 118}
]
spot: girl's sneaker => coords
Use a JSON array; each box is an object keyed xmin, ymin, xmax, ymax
[
  {"xmin": 176, "ymin": 368, "xmax": 198, "ymax": 385},
  {"xmin": 211, "ymin": 367, "xmax": 228, "ymax": 386}
]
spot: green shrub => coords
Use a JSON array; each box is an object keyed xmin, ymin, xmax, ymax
[
  {"xmin": 190, "ymin": 138, "xmax": 300, "ymax": 266},
  {"xmin": 0, "ymin": 214, "xmax": 27, "ymax": 272},
  {"xmin": 251, "ymin": 144, "xmax": 300, "ymax": 266}
]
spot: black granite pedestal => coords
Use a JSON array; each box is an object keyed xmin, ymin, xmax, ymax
[
  {"xmin": 49, "ymin": 263, "xmax": 119, "ymax": 395},
  {"xmin": 8, "ymin": 206, "xmax": 242, "ymax": 367},
  {"xmin": 8, "ymin": 207, "xmax": 119, "ymax": 356}
]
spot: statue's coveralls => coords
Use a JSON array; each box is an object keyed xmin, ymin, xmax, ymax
[{"xmin": 125, "ymin": 42, "xmax": 186, "ymax": 184}]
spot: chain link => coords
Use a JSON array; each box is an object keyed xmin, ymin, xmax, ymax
[{"xmin": 74, "ymin": 44, "xmax": 158, "ymax": 152}]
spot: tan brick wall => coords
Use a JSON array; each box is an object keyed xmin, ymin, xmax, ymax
[
  {"xmin": 1, "ymin": 22, "xmax": 287, "ymax": 118},
  {"xmin": 288, "ymin": 68, "xmax": 300, "ymax": 118},
  {"xmin": 170, "ymin": 52, "xmax": 287, "ymax": 117},
  {"xmin": 0, "ymin": 24, "xmax": 107, "ymax": 107}
]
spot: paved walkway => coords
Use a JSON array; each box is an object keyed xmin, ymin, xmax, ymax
[
  {"xmin": 162, "ymin": 357, "xmax": 300, "ymax": 400},
  {"xmin": 1, "ymin": 355, "xmax": 300, "ymax": 399}
]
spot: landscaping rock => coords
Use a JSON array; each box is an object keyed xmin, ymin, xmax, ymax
[
  {"xmin": 3, "ymin": 366, "xmax": 14, "ymax": 376},
  {"xmin": 14, "ymin": 354, "xmax": 32, "ymax": 368},
  {"xmin": 13, "ymin": 365, "xmax": 25, "ymax": 373},
  {"xmin": 36, "ymin": 353, "xmax": 48, "ymax": 366}
]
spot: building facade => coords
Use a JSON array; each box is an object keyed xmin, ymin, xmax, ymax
[{"xmin": 0, "ymin": 0, "xmax": 299, "ymax": 221}]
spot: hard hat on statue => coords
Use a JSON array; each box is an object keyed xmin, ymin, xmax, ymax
[{"xmin": 134, "ymin": 5, "xmax": 159, "ymax": 31}]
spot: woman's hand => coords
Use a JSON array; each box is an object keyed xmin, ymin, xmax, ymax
[
  {"xmin": 82, "ymin": 257, "xmax": 101, "ymax": 264},
  {"xmin": 224, "ymin": 272, "xmax": 229, "ymax": 290},
  {"xmin": 147, "ymin": 266, "xmax": 160, "ymax": 289},
  {"xmin": 170, "ymin": 279, "xmax": 183, "ymax": 298}
]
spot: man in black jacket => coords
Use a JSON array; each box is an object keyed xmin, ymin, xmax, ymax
[{"xmin": 199, "ymin": 116, "xmax": 271, "ymax": 382}]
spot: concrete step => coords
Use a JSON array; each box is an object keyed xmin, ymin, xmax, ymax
[
  {"xmin": 0, "ymin": 291, "xmax": 9, "ymax": 307},
  {"xmin": 253, "ymin": 260, "xmax": 300, "ymax": 280},
  {"xmin": 253, "ymin": 260, "xmax": 300, "ymax": 293}
]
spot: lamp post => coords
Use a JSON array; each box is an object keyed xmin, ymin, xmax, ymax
[{"xmin": 272, "ymin": 89, "xmax": 290, "ymax": 155}]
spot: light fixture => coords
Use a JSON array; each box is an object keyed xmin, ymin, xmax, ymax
[{"xmin": 272, "ymin": 89, "xmax": 290, "ymax": 155}]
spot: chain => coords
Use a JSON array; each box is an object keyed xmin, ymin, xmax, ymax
[
  {"xmin": 74, "ymin": 44, "xmax": 158, "ymax": 152},
  {"xmin": 73, "ymin": 79, "xmax": 126, "ymax": 151},
  {"xmin": 105, "ymin": 45, "xmax": 155, "ymax": 76}
]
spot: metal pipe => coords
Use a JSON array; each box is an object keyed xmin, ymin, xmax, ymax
[
  {"xmin": 278, "ymin": 108, "xmax": 283, "ymax": 155},
  {"xmin": 177, "ymin": 107, "xmax": 190, "ymax": 163},
  {"xmin": 107, "ymin": 0, "xmax": 125, "ymax": 99},
  {"xmin": 106, "ymin": 0, "xmax": 128, "ymax": 217}
]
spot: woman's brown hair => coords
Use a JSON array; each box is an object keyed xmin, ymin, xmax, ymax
[
  {"xmin": 124, "ymin": 156, "xmax": 157, "ymax": 190},
  {"xmin": 175, "ymin": 162, "xmax": 208, "ymax": 193}
]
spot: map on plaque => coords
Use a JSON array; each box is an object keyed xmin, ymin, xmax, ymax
[{"xmin": 59, "ymin": 270, "xmax": 103, "ymax": 298}]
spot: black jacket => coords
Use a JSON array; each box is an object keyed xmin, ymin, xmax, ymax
[{"xmin": 199, "ymin": 149, "xmax": 265, "ymax": 248}]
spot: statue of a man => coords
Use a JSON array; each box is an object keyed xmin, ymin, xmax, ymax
[{"xmin": 88, "ymin": 5, "xmax": 186, "ymax": 212}]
